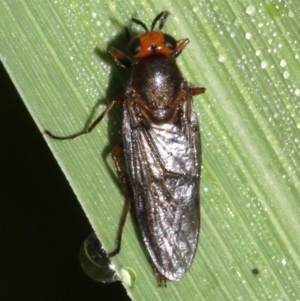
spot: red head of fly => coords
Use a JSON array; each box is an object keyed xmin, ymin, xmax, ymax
[
  {"xmin": 128, "ymin": 11, "xmax": 176, "ymax": 58},
  {"xmin": 110, "ymin": 11, "xmax": 190, "ymax": 68}
]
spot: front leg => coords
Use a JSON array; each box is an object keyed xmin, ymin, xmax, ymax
[{"xmin": 110, "ymin": 48, "xmax": 132, "ymax": 68}]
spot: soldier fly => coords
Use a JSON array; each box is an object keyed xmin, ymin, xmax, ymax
[{"xmin": 44, "ymin": 11, "xmax": 206, "ymax": 285}]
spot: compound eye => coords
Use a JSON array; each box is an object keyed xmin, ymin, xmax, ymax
[
  {"xmin": 164, "ymin": 34, "xmax": 177, "ymax": 50},
  {"xmin": 128, "ymin": 37, "xmax": 141, "ymax": 55}
]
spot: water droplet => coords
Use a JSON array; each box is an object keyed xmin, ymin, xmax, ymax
[
  {"xmin": 283, "ymin": 71, "xmax": 290, "ymax": 79},
  {"xmin": 91, "ymin": 11, "xmax": 97, "ymax": 18},
  {"xmin": 218, "ymin": 54, "xmax": 226, "ymax": 63},
  {"xmin": 118, "ymin": 267, "xmax": 136, "ymax": 288},
  {"xmin": 246, "ymin": 5, "xmax": 256, "ymax": 16},
  {"xmin": 282, "ymin": 258, "xmax": 287, "ymax": 266},
  {"xmin": 245, "ymin": 32, "xmax": 252, "ymax": 40},
  {"xmin": 234, "ymin": 18, "xmax": 241, "ymax": 27},
  {"xmin": 294, "ymin": 88, "xmax": 300, "ymax": 96},
  {"xmin": 261, "ymin": 61, "xmax": 268, "ymax": 69},
  {"xmin": 79, "ymin": 233, "xmax": 118, "ymax": 283},
  {"xmin": 280, "ymin": 59, "xmax": 286, "ymax": 67}
]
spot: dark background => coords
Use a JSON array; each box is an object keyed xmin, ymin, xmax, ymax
[{"xmin": 0, "ymin": 62, "xmax": 130, "ymax": 301}]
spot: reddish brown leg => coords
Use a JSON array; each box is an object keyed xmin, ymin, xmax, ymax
[
  {"xmin": 158, "ymin": 275, "xmax": 167, "ymax": 287},
  {"xmin": 153, "ymin": 267, "xmax": 167, "ymax": 287},
  {"xmin": 193, "ymin": 87, "xmax": 206, "ymax": 95},
  {"xmin": 172, "ymin": 38, "xmax": 190, "ymax": 58},
  {"xmin": 107, "ymin": 143, "xmax": 131, "ymax": 258},
  {"xmin": 44, "ymin": 99, "xmax": 123, "ymax": 140},
  {"xmin": 109, "ymin": 48, "xmax": 132, "ymax": 68}
]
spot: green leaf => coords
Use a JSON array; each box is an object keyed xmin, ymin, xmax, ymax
[{"xmin": 1, "ymin": 1, "xmax": 299, "ymax": 300}]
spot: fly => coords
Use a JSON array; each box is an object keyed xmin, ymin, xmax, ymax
[{"xmin": 44, "ymin": 11, "xmax": 206, "ymax": 286}]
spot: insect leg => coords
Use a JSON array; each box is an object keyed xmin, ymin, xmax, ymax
[
  {"xmin": 193, "ymin": 87, "xmax": 206, "ymax": 95},
  {"xmin": 107, "ymin": 143, "xmax": 131, "ymax": 258},
  {"xmin": 44, "ymin": 99, "xmax": 123, "ymax": 140},
  {"xmin": 153, "ymin": 267, "xmax": 168, "ymax": 287},
  {"xmin": 110, "ymin": 48, "xmax": 132, "ymax": 68},
  {"xmin": 171, "ymin": 38, "xmax": 190, "ymax": 58}
]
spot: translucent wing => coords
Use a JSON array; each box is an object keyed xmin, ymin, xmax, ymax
[{"xmin": 122, "ymin": 89, "xmax": 201, "ymax": 281}]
